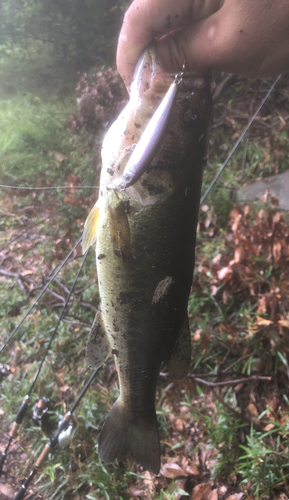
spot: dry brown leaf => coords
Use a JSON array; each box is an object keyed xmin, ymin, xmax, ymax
[
  {"xmin": 174, "ymin": 419, "xmax": 184, "ymax": 432},
  {"xmin": 185, "ymin": 464, "xmax": 200, "ymax": 476},
  {"xmin": 190, "ymin": 483, "xmax": 212, "ymax": 500},
  {"xmin": 255, "ymin": 316, "xmax": 273, "ymax": 326},
  {"xmin": 59, "ymin": 384, "xmax": 70, "ymax": 392},
  {"xmin": 209, "ymin": 489, "xmax": 218, "ymax": 500},
  {"xmin": 219, "ymin": 485, "xmax": 227, "ymax": 496},
  {"xmin": 217, "ymin": 266, "xmax": 233, "ymax": 281},
  {"xmin": 279, "ymin": 319, "xmax": 289, "ymax": 328},
  {"xmin": 201, "ymin": 332, "xmax": 211, "ymax": 351},
  {"xmin": 273, "ymin": 241, "xmax": 282, "ymax": 262},
  {"xmin": 263, "ymin": 423, "xmax": 275, "ymax": 431},
  {"xmin": 52, "ymin": 151, "xmax": 67, "ymax": 164},
  {"xmin": 161, "ymin": 463, "xmax": 189, "ymax": 478},
  {"xmin": 0, "ymin": 482, "xmax": 14, "ymax": 498},
  {"xmin": 247, "ymin": 403, "xmax": 259, "ymax": 418},
  {"xmin": 22, "ymin": 269, "xmax": 33, "ymax": 276},
  {"xmin": 226, "ymin": 494, "xmax": 244, "ymax": 500},
  {"xmin": 233, "ymin": 247, "xmax": 244, "ymax": 264},
  {"xmin": 127, "ymin": 485, "xmax": 145, "ymax": 497}
]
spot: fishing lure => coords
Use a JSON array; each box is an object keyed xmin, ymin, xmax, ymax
[{"xmin": 106, "ymin": 69, "xmax": 184, "ymax": 191}]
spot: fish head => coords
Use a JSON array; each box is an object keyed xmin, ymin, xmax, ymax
[{"xmin": 101, "ymin": 45, "xmax": 212, "ymax": 207}]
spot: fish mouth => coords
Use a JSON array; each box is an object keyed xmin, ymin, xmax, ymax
[{"xmin": 130, "ymin": 43, "xmax": 174, "ymax": 100}]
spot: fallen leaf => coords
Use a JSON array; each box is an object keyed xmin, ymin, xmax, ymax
[
  {"xmin": 247, "ymin": 403, "xmax": 259, "ymax": 418},
  {"xmin": 52, "ymin": 151, "xmax": 67, "ymax": 164},
  {"xmin": 174, "ymin": 419, "xmax": 184, "ymax": 432},
  {"xmin": 22, "ymin": 270, "xmax": 33, "ymax": 276},
  {"xmin": 190, "ymin": 483, "xmax": 212, "ymax": 500},
  {"xmin": 210, "ymin": 489, "xmax": 218, "ymax": 500},
  {"xmin": 185, "ymin": 464, "xmax": 200, "ymax": 476},
  {"xmin": 226, "ymin": 494, "xmax": 244, "ymax": 500},
  {"xmin": 217, "ymin": 266, "xmax": 233, "ymax": 281},
  {"xmin": 256, "ymin": 316, "xmax": 273, "ymax": 326},
  {"xmin": 263, "ymin": 423, "xmax": 275, "ymax": 431},
  {"xmin": 59, "ymin": 384, "xmax": 70, "ymax": 392},
  {"xmin": 279, "ymin": 319, "xmax": 289, "ymax": 328},
  {"xmin": 161, "ymin": 462, "xmax": 189, "ymax": 478},
  {"xmin": 219, "ymin": 485, "xmax": 227, "ymax": 496},
  {"xmin": 127, "ymin": 485, "xmax": 145, "ymax": 497},
  {"xmin": 0, "ymin": 483, "xmax": 14, "ymax": 498}
]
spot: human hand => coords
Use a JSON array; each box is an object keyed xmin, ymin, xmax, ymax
[{"xmin": 117, "ymin": 0, "xmax": 289, "ymax": 88}]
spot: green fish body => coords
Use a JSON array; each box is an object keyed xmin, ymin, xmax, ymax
[{"xmin": 83, "ymin": 48, "xmax": 212, "ymax": 473}]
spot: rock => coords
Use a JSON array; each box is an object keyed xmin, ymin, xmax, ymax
[{"xmin": 237, "ymin": 170, "xmax": 289, "ymax": 210}]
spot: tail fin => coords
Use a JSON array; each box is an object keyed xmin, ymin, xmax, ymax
[{"xmin": 98, "ymin": 398, "xmax": 160, "ymax": 474}]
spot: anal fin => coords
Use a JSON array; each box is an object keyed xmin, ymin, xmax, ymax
[
  {"xmin": 86, "ymin": 310, "xmax": 111, "ymax": 369},
  {"xmin": 167, "ymin": 315, "xmax": 191, "ymax": 379}
]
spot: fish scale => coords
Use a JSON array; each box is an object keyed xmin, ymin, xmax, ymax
[{"xmin": 82, "ymin": 46, "xmax": 212, "ymax": 473}]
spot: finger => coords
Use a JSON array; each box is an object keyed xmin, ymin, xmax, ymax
[
  {"xmin": 117, "ymin": 0, "xmax": 223, "ymax": 87},
  {"xmin": 156, "ymin": 0, "xmax": 289, "ymax": 78}
]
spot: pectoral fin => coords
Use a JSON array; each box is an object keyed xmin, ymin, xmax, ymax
[
  {"xmin": 82, "ymin": 202, "xmax": 99, "ymax": 253},
  {"xmin": 167, "ymin": 315, "xmax": 191, "ymax": 380},
  {"xmin": 109, "ymin": 202, "xmax": 132, "ymax": 261},
  {"xmin": 86, "ymin": 310, "xmax": 111, "ymax": 369}
]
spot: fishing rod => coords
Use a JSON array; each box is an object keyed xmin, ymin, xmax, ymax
[
  {"xmin": 200, "ymin": 74, "xmax": 281, "ymax": 204},
  {"xmin": 12, "ymin": 367, "xmax": 98, "ymax": 500},
  {"xmin": 0, "ymin": 249, "xmax": 88, "ymax": 476},
  {"xmin": 0, "ymin": 236, "xmax": 82, "ymax": 355}
]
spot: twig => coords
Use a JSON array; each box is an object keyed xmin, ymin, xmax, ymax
[
  {"xmin": 50, "ymin": 301, "xmax": 72, "ymax": 309},
  {"xmin": 17, "ymin": 278, "xmax": 26, "ymax": 292},
  {"xmin": 222, "ymin": 353, "xmax": 253, "ymax": 373},
  {"xmin": 213, "ymin": 389, "xmax": 242, "ymax": 419},
  {"xmin": 0, "ymin": 267, "xmax": 31, "ymax": 293},
  {"xmin": 160, "ymin": 371, "xmax": 219, "ymax": 379},
  {"xmin": 0, "ymin": 268, "xmax": 29, "ymax": 281},
  {"xmin": 79, "ymin": 301, "xmax": 98, "ymax": 313},
  {"xmin": 53, "ymin": 278, "xmax": 70, "ymax": 295},
  {"xmin": 61, "ymin": 318, "xmax": 92, "ymax": 327},
  {"xmin": 220, "ymin": 338, "xmax": 237, "ymax": 367},
  {"xmin": 46, "ymin": 288, "xmax": 65, "ymax": 303},
  {"xmin": 194, "ymin": 375, "xmax": 271, "ymax": 387},
  {"xmin": 270, "ymin": 450, "xmax": 289, "ymax": 461}
]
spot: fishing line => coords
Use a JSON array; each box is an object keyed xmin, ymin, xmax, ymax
[
  {"xmin": 0, "ymin": 249, "xmax": 88, "ymax": 476},
  {"xmin": 0, "ymin": 236, "xmax": 82, "ymax": 355},
  {"xmin": 200, "ymin": 74, "xmax": 281, "ymax": 205},
  {"xmin": 12, "ymin": 367, "xmax": 98, "ymax": 500},
  {"xmin": 0, "ymin": 184, "xmax": 99, "ymax": 190}
]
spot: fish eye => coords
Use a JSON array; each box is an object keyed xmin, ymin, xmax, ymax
[{"xmin": 124, "ymin": 173, "xmax": 132, "ymax": 182}]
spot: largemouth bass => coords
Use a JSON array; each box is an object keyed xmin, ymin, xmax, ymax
[{"xmin": 83, "ymin": 47, "xmax": 212, "ymax": 474}]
